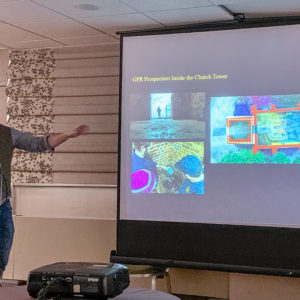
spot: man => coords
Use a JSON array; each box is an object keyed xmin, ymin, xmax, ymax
[
  {"xmin": 0, "ymin": 124, "xmax": 89, "ymax": 278},
  {"xmin": 132, "ymin": 142, "xmax": 157, "ymax": 175},
  {"xmin": 175, "ymin": 155, "xmax": 204, "ymax": 194}
]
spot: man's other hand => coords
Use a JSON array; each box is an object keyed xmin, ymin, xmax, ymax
[{"xmin": 67, "ymin": 125, "xmax": 89, "ymax": 138}]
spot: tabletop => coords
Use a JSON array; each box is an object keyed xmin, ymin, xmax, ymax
[{"xmin": 0, "ymin": 286, "xmax": 181, "ymax": 300}]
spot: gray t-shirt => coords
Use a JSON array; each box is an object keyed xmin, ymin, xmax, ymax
[
  {"xmin": 11, "ymin": 128, "xmax": 53, "ymax": 152},
  {"xmin": 0, "ymin": 128, "xmax": 53, "ymax": 205}
]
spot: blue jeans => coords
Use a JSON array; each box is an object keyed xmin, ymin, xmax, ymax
[{"xmin": 0, "ymin": 200, "xmax": 14, "ymax": 275}]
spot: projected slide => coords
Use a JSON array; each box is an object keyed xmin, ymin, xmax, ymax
[
  {"xmin": 130, "ymin": 92, "xmax": 205, "ymax": 139},
  {"xmin": 211, "ymin": 94, "xmax": 300, "ymax": 164},
  {"xmin": 131, "ymin": 141, "xmax": 204, "ymax": 194}
]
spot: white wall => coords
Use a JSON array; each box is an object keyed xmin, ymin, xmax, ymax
[{"xmin": 0, "ymin": 49, "xmax": 9, "ymax": 124}]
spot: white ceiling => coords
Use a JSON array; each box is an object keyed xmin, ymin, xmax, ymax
[{"xmin": 0, "ymin": 0, "xmax": 299, "ymax": 49}]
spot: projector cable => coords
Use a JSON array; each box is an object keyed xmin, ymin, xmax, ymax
[{"xmin": 37, "ymin": 277, "xmax": 64, "ymax": 300}]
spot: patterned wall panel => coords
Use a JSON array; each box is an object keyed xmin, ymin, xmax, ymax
[
  {"xmin": 7, "ymin": 97, "xmax": 54, "ymax": 117},
  {"xmin": 6, "ymin": 78, "xmax": 55, "ymax": 98},
  {"xmin": 8, "ymin": 116, "xmax": 54, "ymax": 134},
  {"xmin": 9, "ymin": 49, "xmax": 54, "ymax": 61},
  {"xmin": 12, "ymin": 151, "xmax": 53, "ymax": 172},
  {"xmin": 6, "ymin": 49, "xmax": 55, "ymax": 184},
  {"xmin": 11, "ymin": 171, "xmax": 53, "ymax": 184},
  {"xmin": 6, "ymin": 44, "xmax": 120, "ymax": 185},
  {"xmin": 8, "ymin": 60, "xmax": 54, "ymax": 79}
]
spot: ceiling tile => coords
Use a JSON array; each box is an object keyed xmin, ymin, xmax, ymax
[
  {"xmin": 33, "ymin": 0, "xmax": 137, "ymax": 18},
  {"xmin": 79, "ymin": 14, "xmax": 163, "ymax": 35},
  {"xmin": 146, "ymin": 6, "xmax": 233, "ymax": 25},
  {"xmin": 119, "ymin": 0, "xmax": 213, "ymax": 12},
  {"xmin": 0, "ymin": 1, "xmax": 68, "ymax": 23},
  {"xmin": 55, "ymin": 35, "xmax": 119, "ymax": 46},
  {"xmin": 0, "ymin": 19, "xmax": 7, "ymax": 26},
  {"xmin": 15, "ymin": 20, "xmax": 104, "ymax": 39},
  {"xmin": 211, "ymin": 0, "xmax": 293, "ymax": 4},
  {"xmin": 0, "ymin": 0, "xmax": 298, "ymax": 50},
  {"xmin": 211, "ymin": 0, "xmax": 257, "ymax": 3},
  {"xmin": 220, "ymin": 0, "xmax": 300, "ymax": 17},
  {"xmin": 0, "ymin": 24, "xmax": 47, "ymax": 45},
  {"xmin": 7, "ymin": 39, "xmax": 65, "ymax": 49}
]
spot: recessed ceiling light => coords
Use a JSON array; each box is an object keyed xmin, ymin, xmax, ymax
[{"xmin": 74, "ymin": 4, "xmax": 99, "ymax": 11}]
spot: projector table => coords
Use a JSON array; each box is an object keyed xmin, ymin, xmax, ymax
[{"xmin": 0, "ymin": 285, "xmax": 180, "ymax": 300}]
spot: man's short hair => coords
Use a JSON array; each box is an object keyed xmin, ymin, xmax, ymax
[
  {"xmin": 133, "ymin": 142, "xmax": 151, "ymax": 151},
  {"xmin": 175, "ymin": 155, "xmax": 203, "ymax": 177}
]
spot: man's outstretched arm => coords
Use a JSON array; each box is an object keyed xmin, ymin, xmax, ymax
[
  {"xmin": 12, "ymin": 125, "xmax": 89, "ymax": 152},
  {"xmin": 47, "ymin": 125, "xmax": 89, "ymax": 148}
]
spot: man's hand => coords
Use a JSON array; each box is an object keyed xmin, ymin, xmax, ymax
[
  {"xmin": 66, "ymin": 125, "xmax": 89, "ymax": 138},
  {"xmin": 48, "ymin": 125, "xmax": 89, "ymax": 148}
]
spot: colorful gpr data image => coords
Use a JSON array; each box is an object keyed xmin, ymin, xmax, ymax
[
  {"xmin": 130, "ymin": 92, "xmax": 205, "ymax": 140},
  {"xmin": 211, "ymin": 94, "xmax": 300, "ymax": 163},
  {"xmin": 131, "ymin": 142, "xmax": 204, "ymax": 194}
]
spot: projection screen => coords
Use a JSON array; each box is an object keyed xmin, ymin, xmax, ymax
[{"xmin": 113, "ymin": 19, "xmax": 300, "ymax": 276}]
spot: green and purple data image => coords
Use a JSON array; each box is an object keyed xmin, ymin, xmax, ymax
[
  {"xmin": 131, "ymin": 142, "xmax": 204, "ymax": 194},
  {"xmin": 211, "ymin": 94, "xmax": 300, "ymax": 164}
]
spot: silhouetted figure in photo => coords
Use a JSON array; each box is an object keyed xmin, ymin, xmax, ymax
[{"xmin": 157, "ymin": 106, "xmax": 161, "ymax": 118}]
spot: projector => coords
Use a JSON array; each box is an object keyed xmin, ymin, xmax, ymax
[{"xmin": 27, "ymin": 262, "xmax": 130, "ymax": 299}]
